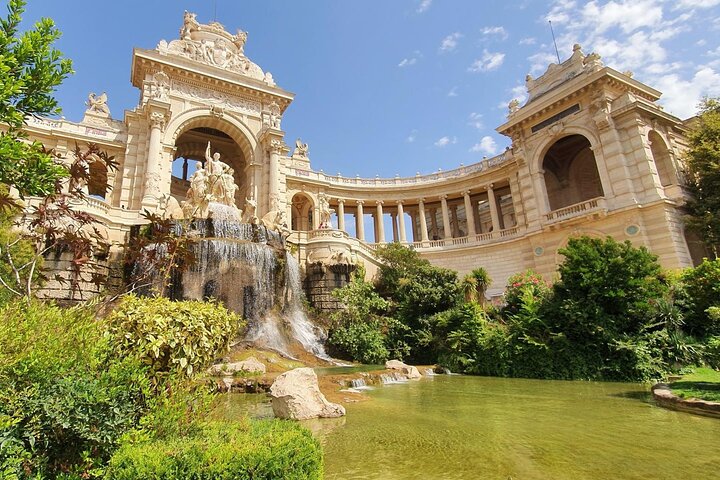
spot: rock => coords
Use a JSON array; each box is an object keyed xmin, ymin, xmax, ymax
[
  {"xmin": 208, "ymin": 356, "xmax": 266, "ymax": 375},
  {"xmin": 269, "ymin": 367, "xmax": 346, "ymax": 420},
  {"xmin": 385, "ymin": 359, "xmax": 422, "ymax": 379}
]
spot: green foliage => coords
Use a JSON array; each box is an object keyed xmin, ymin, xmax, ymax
[
  {"xmin": 705, "ymin": 336, "xmax": 720, "ymax": 369},
  {"xmin": 682, "ymin": 258, "xmax": 720, "ymax": 336},
  {"xmin": 0, "ymin": 300, "xmax": 150, "ymax": 479},
  {"xmin": 0, "ymin": 194, "xmax": 39, "ymax": 307},
  {"xmin": 0, "ymin": 0, "xmax": 73, "ymax": 197},
  {"xmin": 329, "ymin": 320, "xmax": 389, "ymax": 364},
  {"xmin": 106, "ymin": 420, "xmax": 323, "ymax": 480},
  {"xmin": 105, "ymin": 295, "xmax": 241, "ymax": 378},
  {"xmin": 684, "ymin": 97, "xmax": 720, "ymax": 253},
  {"xmin": 501, "ymin": 269, "xmax": 551, "ymax": 318}
]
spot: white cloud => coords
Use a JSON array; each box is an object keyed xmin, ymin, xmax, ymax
[
  {"xmin": 417, "ymin": 0, "xmax": 432, "ymax": 13},
  {"xmin": 480, "ymin": 26, "xmax": 509, "ymax": 40},
  {"xmin": 447, "ymin": 86, "xmax": 459, "ymax": 97},
  {"xmin": 434, "ymin": 136, "xmax": 457, "ymax": 147},
  {"xmin": 468, "ymin": 112, "xmax": 483, "ymax": 129},
  {"xmin": 519, "ymin": 37, "xmax": 537, "ymax": 45},
  {"xmin": 468, "ymin": 50, "xmax": 505, "ymax": 72},
  {"xmin": 677, "ymin": 0, "xmax": 720, "ymax": 8},
  {"xmin": 407, "ymin": 130, "xmax": 418, "ymax": 143},
  {"xmin": 440, "ymin": 32, "xmax": 462, "ymax": 52},
  {"xmin": 654, "ymin": 66, "xmax": 720, "ymax": 118},
  {"xmin": 470, "ymin": 136, "xmax": 498, "ymax": 155},
  {"xmin": 398, "ymin": 57, "xmax": 417, "ymax": 67}
]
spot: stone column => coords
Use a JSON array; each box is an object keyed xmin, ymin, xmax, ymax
[
  {"xmin": 391, "ymin": 213, "xmax": 398, "ymax": 242},
  {"xmin": 440, "ymin": 195, "xmax": 452, "ymax": 239},
  {"xmin": 397, "ymin": 201, "xmax": 407, "ymax": 243},
  {"xmin": 409, "ymin": 211, "xmax": 418, "ymax": 242},
  {"xmin": 356, "ymin": 200, "xmax": 365, "ymax": 241},
  {"xmin": 141, "ymin": 109, "xmax": 169, "ymax": 209},
  {"xmin": 487, "ymin": 184, "xmax": 501, "ymax": 232},
  {"xmin": 268, "ymin": 139, "xmax": 283, "ymax": 212},
  {"xmin": 430, "ymin": 208, "xmax": 439, "ymax": 239},
  {"xmin": 463, "ymin": 190, "xmax": 476, "ymax": 236},
  {"xmin": 376, "ymin": 201, "xmax": 385, "ymax": 243},
  {"xmin": 337, "ymin": 199, "xmax": 345, "ymax": 232},
  {"xmin": 418, "ymin": 199, "xmax": 429, "ymax": 242}
]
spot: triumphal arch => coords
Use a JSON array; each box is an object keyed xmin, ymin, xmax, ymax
[{"xmin": 21, "ymin": 13, "xmax": 707, "ymax": 301}]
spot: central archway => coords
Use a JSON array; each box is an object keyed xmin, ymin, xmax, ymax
[{"xmin": 542, "ymin": 134, "xmax": 604, "ymax": 211}]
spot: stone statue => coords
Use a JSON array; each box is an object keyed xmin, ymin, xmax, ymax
[
  {"xmin": 180, "ymin": 11, "xmax": 199, "ymax": 40},
  {"xmin": 294, "ymin": 138, "xmax": 309, "ymax": 157},
  {"xmin": 242, "ymin": 198, "xmax": 258, "ymax": 224},
  {"xmin": 317, "ymin": 193, "xmax": 334, "ymax": 229},
  {"xmin": 508, "ymin": 99, "xmax": 520, "ymax": 114},
  {"xmin": 150, "ymin": 70, "xmax": 170, "ymax": 100},
  {"xmin": 261, "ymin": 210, "xmax": 290, "ymax": 236},
  {"xmin": 86, "ymin": 92, "xmax": 110, "ymax": 116},
  {"xmin": 181, "ymin": 143, "xmax": 241, "ymax": 220}
]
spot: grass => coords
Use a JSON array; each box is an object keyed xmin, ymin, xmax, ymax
[{"xmin": 670, "ymin": 367, "xmax": 720, "ymax": 403}]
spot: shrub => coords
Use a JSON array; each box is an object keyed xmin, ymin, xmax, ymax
[
  {"xmin": 105, "ymin": 295, "xmax": 242, "ymax": 378},
  {"xmin": 328, "ymin": 320, "xmax": 389, "ymax": 364},
  {"xmin": 501, "ymin": 269, "xmax": 550, "ymax": 319},
  {"xmin": 106, "ymin": 420, "xmax": 323, "ymax": 480},
  {"xmin": 704, "ymin": 336, "xmax": 720, "ymax": 369},
  {"xmin": 682, "ymin": 258, "xmax": 720, "ymax": 336},
  {"xmin": 0, "ymin": 300, "xmax": 150, "ymax": 479}
]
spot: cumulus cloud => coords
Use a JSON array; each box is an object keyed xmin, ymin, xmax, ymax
[
  {"xmin": 654, "ymin": 66, "xmax": 720, "ymax": 118},
  {"xmin": 417, "ymin": 0, "xmax": 432, "ymax": 13},
  {"xmin": 519, "ymin": 37, "xmax": 537, "ymax": 45},
  {"xmin": 447, "ymin": 86, "xmax": 459, "ymax": 97},
  {"xmin": 398, "ymin": 51, "xmax": 422, "ymax": 68},
  {"xmin": 480, "ymin": 26, "xmax": 509, "ymax": 40},
  {"xmin": 470, "ymin": 136, "xmax": 498, "ymax": 155},
  {"xmin": 434, "ymin": 136, "xmax": 457, "ymax": 147},
  {"xmin": 440, "ymin": 32, "xmax": 462, "ymax": 52},
  {"xmin": 468, "ymin": 50, "xmax": 505, "ymax": 72}
]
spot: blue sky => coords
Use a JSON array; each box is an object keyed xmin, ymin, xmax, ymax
[{"xmin": 21, "ymin": 0, "xmax": 720, "ymax": 178}]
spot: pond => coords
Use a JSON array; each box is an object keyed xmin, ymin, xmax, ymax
[{"xmin": 216, "ymin": 374, "xmax": 720, "ymax": 479}]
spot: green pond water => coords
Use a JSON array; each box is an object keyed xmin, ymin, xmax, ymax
[{"xmin": 216, "ymin": 374, "xmax": 720, "ymax": 480}]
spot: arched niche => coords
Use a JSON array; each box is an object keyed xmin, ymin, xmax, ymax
[
  {"xmin": 291, "ymin": 193, "xmax": 314, "ymax": 231},
  {"xmin": 543, "ymin": 134, "xmax": 604, "ymax": 211},
  {"xmin": 648, "ymin": 131, "xmax": 675, "ymax": 187},
  {"xmin": 88, "ymin": 159, "xmax": 109, "ymax": 200}
]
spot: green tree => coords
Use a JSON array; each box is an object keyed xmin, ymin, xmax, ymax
[
  {"xmin": 0, "ymin": 0, "xmax": 72, "ymax": 200},
  {"xmin": 685, "ymin": 97, "xmax": 720, "ymax": 255}
]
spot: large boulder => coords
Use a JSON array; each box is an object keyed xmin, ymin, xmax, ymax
[
  {"xmin": 269, "ymin": 368, "xmax": 346, "ymax": 420},
  {"xmin": 208, "ymin": 356, "xmax": 266, "ymax": 375},
  {"xmin": 385, "ymin": 359, "xmax": 422, "ymax": 379}
]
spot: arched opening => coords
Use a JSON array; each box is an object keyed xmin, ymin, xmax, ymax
[
  {"xmin": 291, "ymin": 193, "xmax": 314, "ymax": 231},
  {"xmin": 648, "ymin": 131, "xmax": 676, "ymax": 187},
  {"xmin": 87, "ymin": 159, "xmax": 108, "ymax": 200},
  {"xmin": 543, "ymin": 134, "xmax": 604, "ymax": 211},
  {"xmin": 171, "ymin": 125, "xmax": 248, "ymax": 206}
]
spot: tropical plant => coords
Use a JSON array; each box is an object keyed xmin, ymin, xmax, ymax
[{"xmin": 682, "ymin": 257, "xmax": 720, "ymax": 336}]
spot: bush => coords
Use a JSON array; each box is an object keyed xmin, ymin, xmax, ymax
[
  {"xmin": 106, "ymin": 420, "xmax": 323, "ymax": 480},
  {"xmin": 0, "ymin": 300, "xmax": 150, "ymax": 479},
  {"xmin": 501, "ymin": 269, "xmax": 551, "ymax": 319},
  {"xmin": 328, "ymin": 320, "xmax": 389, "ymax": 364},
  {"xmin": 683, "ymin": 258, "xmax": 720, "ymax": 336},
  {"xmin": 705, "ymin": 336, "xmax": 720, "ymax": 369},
  {"xmin": 105, "ymin": 295, "xmax": 242, "ymax": 378}
]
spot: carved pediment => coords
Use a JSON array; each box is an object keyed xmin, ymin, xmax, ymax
[
  {"xmin": 156, "ymin": 11, "xmax": 276, "ymax": 87},
  {"xmin": 525, "ymin": 44, "xmax": 604, "ymax": 104}
]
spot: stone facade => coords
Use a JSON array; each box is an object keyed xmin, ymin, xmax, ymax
[{"xmin": 17, "ymin": 14, "xmax": 708, "ymax": 302}]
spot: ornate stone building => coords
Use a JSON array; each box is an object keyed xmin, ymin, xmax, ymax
[{"xmin": 20, "ymin": 14, "xmax": 707, "ymax": 300}]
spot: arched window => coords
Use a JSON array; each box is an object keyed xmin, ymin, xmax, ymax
[
  {"xmin": 88, "ymin": 160, "xmax": 108, "ymax": 199},
  {"xmin": 648, "ymin": 131, "xmax": 675, "ymax": 187},
  {"xmin": 291, "ymin": 193, "xmax": 314, "ymax": 231},
  {"xmin": 543, "ymin": 134, "xmax": 604, "ymax": 211}
]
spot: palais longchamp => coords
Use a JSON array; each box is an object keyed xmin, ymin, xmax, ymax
[{"xmin": 14, "ymin": 12, "xmax": 709, "ymax": 302}]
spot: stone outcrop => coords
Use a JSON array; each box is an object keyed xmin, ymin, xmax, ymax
[
  {"xmin": 269, "ymin": 367, "xmax": 345, "ymax": 420},
  {"xmin": 208, "ymin": 356, "xmax": 266, "ymax": 375},
  {"xmin": 385, "ymin": 359, "xmax": 422, "ymax": 379}
]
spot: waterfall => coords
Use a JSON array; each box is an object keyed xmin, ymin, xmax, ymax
[
  {"xmin": 380, "ymin": 373, "xmax": 408, "ymax": 384},
  {"xmin": 284, "ymin": 252, "xmax": 331, "ymax": 360}
]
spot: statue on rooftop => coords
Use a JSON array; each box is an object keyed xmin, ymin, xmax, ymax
[{"xmin": 86, "ymin": 92, "xmax": 110, "ymax": 116}]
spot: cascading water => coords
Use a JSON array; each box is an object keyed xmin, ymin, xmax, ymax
[{"xmin": 138, "ymin": 207, "xmax": 329, "ymax": 360}]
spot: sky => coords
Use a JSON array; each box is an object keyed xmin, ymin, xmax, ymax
[{"xmin": 19, "ymin": 0, "xmax": 720, "ymax": 178}]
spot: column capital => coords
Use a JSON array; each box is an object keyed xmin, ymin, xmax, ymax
[
  {"xmin": 337, "ymin": 198, "xmax": 345, "ymax": 204},
  {"xmin": 396, "ymin": 199, "xmax": 404, "ymax": 205},
  {"xmin": 375, "ymin": 200, "xmax": 384, "ymax": 206},
  {"xmin": 417, "ymin": 197, "xmax": 426, "ymax": 204},
  {"xmin": 148, "ymin": 111, "xmax": 169, "ymax": 132},
  {"xmin": 462, "ymin": 190, "xmax": 471, "ymax": 197},
  {"xmin": 356, "ymin": 199, "xmax": 365, "ymax": 205},
  {"xmin": 439, "ymin": 194, "xmax": 448, "ymax": 201},
  {"xmin": 485, "ymin": 183, "xmax": 495, "ymax": 191}
]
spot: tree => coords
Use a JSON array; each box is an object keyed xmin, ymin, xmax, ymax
[
  {"xmin": 685, "ymin": 97, "xmax": 720, "ymax": 256},
  {"xmin": 0, "ymin": 0, "xmax": 73, "ymax": 202}
]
